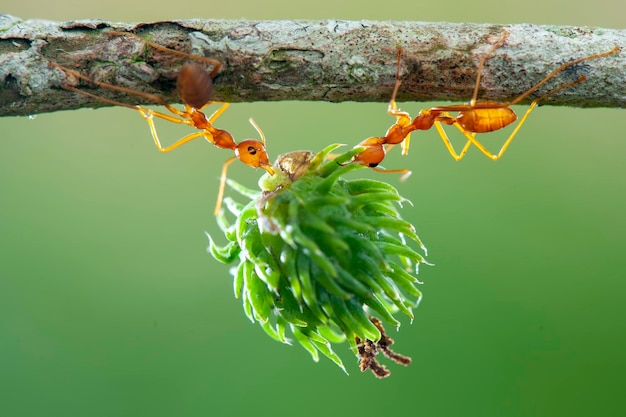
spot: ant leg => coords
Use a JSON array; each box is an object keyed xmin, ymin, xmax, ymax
[
  {"xmin": 434, "ymin": 122, "xmax": 468, "ymax": 161},
  {"xmin": 55, "ymin": 63, "xmax": 177, "ymax": 109},
  {"xmin": 134, "ymin": 106, "xmax": 191, "ymax": 124},
  {"xmin": 215, "ymin": 156, "xmax": 238, "ymax": 215},
  {"xmin": 484, "ymin": 101, "xmax": 539, "ymax": 160},
  {"xmin": 430, "ymin": 31, "xmax": 510, "ymax": 160},
  {"xmin": 387, "ymin": 47, "xmax": 414, "ymax": 156},
  {"xmin": 137, "ymin": 108, "xmax": 208, "ymax": 152},
  {"xmin": 60, "ymin": 81, "xmax": 207, "ymax": 151},
  {"xmin": 58, "ymin": 77, "xmax": 208, "ymax": 153},
  {"xmin": 436, "ymin": 120, "xmax": 503, "ymax": 161},
  {"xmin": 445, "ymin": 72, "xmax": 590, "ymax": 160},
  {"xmin": 206, "ymin": 102, "xmax": 230, "ymax": 123},
  {"xmin": 58, "ymin": 83, "xmax": 141, "ymax": 112},
  {"xmin": 461, "ymin": 75, "xmax": 584, "ymax": 160},
  {"xmin": 54, "ymin": 63, "xmax": 196, "ymax": 125},
  {"xmin": 109, "ymin": 31, "xmax": 223, "ymax": 77},
  {"xmin": 431, "ymin": 112, "xmax": 474, "ymax": 161},
  {"xmin": 387, "ymin": 100, "xmax": 413, "ymax": 156},
  {"xmin": 369, "ymin": 166, "xmax": 412, "ymax": 181},
  {"xmin": 147, "ymin": 101, "xmax": 231, "ymax": 128},
  {"xmin": 470, "ymin": 30, "xmax": 509, "ymax": 105},
  {"xmin": 457, "ymin": 131, "xmax": 474, "ymax": 159},
  {"xmin": 509, "ymin": 45, "xmax": 620, "ymax": 106},
  {"xmin": 401, "ymin": 132, "xmax": 412, "ymax": 157},
  {"xmin": 53, "ymin": 63, "xmax": 223, "ymax": 153}
]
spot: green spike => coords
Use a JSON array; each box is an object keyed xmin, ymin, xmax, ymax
[
  {"xmin": 206, "ymin": 233, "xmax": 241, "ymax": 264},
  {"xmin": 310, "ymin": 338, "xmax": 347, "ymax": 374},
  {"xmin": 233, "ymin": 261, "xmax": 245, "ymax": 299},
  {"xmin": 363, "ymin": 294, "xmax": 401, "ymax": 329},
  {"xmin": 344, "ymin": 298, "xmax": 382, "ymax": 341},
  {"xmin": 292, "ymin": 327, "xmax": 320, "ymax": 362}
]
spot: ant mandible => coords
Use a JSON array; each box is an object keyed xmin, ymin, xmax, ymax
[
  {"xmin": 52, "ymin": 31, "xmax": 274, "ymax": 214},
  {"xmin": 408, "ymin": 30, "xmax": 621, "ymax": 160}
]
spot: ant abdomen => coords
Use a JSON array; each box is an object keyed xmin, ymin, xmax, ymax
[
  {"xmin": 176, "ymin": 64, "xmax": 213, "ymax": 109},
  {"xmin": 456, "ymin": 106, "xmax": 518, "ymax": 133}
]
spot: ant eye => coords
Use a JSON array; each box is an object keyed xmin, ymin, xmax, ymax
[
  {"xmin": 247, "ymin": 146, "xmax": 257, "ymax": 155},
  {"xmin": 368, "ymin": 163, "xmax": 379, "ymax": 168}
]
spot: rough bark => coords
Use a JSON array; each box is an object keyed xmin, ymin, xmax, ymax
[{"xmin": 0, "ymin": 14, "xmax": 624, "ymax": 117}]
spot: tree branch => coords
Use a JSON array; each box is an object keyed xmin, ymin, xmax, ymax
[{"xmin": 1, "ymin": 14, "xmax": 624, "ymax": 117}]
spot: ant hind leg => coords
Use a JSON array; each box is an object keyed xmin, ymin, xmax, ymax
[
  {"xmin": 108, "ymin": 31, "xmax": 223, "ymax": 77},
  {"xmin": 434, "ymin": 122, "xmax": 472, "ymax": 161}
]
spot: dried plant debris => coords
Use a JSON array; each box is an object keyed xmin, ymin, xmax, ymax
[
  {"xmin": 207, "ymin": 144, "xmax": 429, "ymax": 376},
  {"xmin": 356, "ymin": 317, "xmax": 411, "ymax": 378}
]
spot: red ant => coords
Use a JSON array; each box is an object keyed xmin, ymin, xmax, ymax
[
  {"xmin": 52, "ymin": 31, "xmax": 274, "ymax": 214},
  {"xmin": 348, "ymin": 30, "xmax": 620, "ymax": 168}
]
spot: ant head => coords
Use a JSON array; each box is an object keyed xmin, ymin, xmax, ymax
[
  {"xmin": 177, "ymin": 64, "xmax": 213, "ymax": 109},
  {"xmin": 352, "ymin": 137, "xmax": 386, "ymax": 167},
  {"xmin": 235, "ymin": 140, "xmax": 274, "ymax": 174}
]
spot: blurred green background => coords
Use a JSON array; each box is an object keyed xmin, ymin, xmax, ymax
[{"xmin": 1, "ymin": 1, "xmax": 625, "ymax": 416}]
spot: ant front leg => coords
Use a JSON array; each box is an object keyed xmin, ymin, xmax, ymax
[
  {"xmin": 370, "ymin": 165, "xmax": 412, "ymax": 181},
  {"xmin": 386, "ymin": 99, "xmax": 414, "ymax": 156},
  {"xmin": 385, "ymin": 46, "xmax": 414, "ymax": 157},
  {"xmin": 215, "ymin": 156, "xmax": 238, "ymax": 215}
]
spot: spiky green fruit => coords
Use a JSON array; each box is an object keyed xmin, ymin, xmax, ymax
[{"xmin": 207, "ymin": 144, "xmax": 428, "ymax": 375}]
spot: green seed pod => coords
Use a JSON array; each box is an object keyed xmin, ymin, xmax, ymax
[{"xmin": 207, "ymin": 144, "xmax": 428, "ymax": 376}]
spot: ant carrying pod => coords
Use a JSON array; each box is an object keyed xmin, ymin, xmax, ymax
[{"xmin": 52, "ymin": 31, "xmax": 274, "ymax": 214}]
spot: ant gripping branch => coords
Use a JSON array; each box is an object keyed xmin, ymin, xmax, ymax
[
  {"xmin": 344, "ymin": 47, "xmax": 413, "ymax": 179},
  {"xmin": 347, "ymin": 30, "xmax": 620, "ymax": 168},
  {"xmin": 52, "ymin": 31, "xmax": 274, "ymax": 214}
]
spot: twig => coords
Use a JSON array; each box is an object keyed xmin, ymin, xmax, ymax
[{"xmin": 0, "ymin": 14, "xmax": 624, "ymax": 117}]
